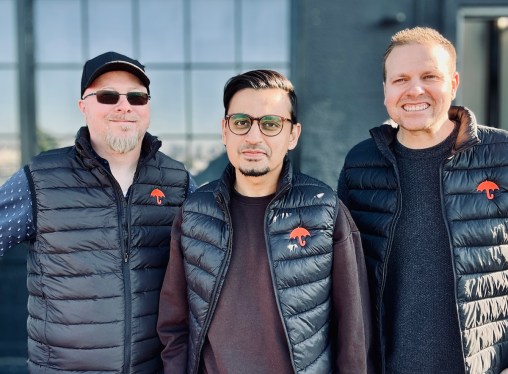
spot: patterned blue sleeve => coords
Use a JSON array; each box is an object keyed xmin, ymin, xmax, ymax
[
  {"xmin": 188, "ymin": 174, "xmax": 198, "ymax": 194},
  {"xmin": 0, "ymin": 168, "xmax": 35, "ymax": 255}
]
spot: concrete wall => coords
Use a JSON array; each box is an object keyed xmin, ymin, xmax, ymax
[{"xmin": 293, "ymin": 0, "xmax": 447, "ymax": 187}]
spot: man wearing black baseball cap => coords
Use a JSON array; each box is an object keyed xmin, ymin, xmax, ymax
[
  {"xmin": 81, "ymin": 51, "xmax": 151, "ymax": 97},
  {"xmin": 0, "ymin": 51, "xmax": 194, "ymax": 373}
]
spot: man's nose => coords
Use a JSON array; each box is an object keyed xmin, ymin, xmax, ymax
[
  {"xmin": 114, "ymin": 95, "xmax": 132, "ymax": 111},
  {"xmin": 244, "ymin": 120, "xmax": 263, "ymax": 142},
  {"xmin": 406, "ymin": 81, "xmax": 425, "ymax": 96}
]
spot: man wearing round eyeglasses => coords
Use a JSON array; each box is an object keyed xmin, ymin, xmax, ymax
[
  {"xmin": 157, "ymin": 69, "xmax": 373, "ymax": 373},
  {"xmin": 0, "ymin": 51, "xmax": 194, "ymax": 373}
]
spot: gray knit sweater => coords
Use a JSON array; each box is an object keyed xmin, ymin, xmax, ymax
[{"xmin": 384, "ymin": 128, "xmax": 464, "ymax": 374}]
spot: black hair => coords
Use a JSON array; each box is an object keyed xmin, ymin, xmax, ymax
[{"xmin": 223, "ymin": 69, "xmax": 298, "ymax": 123}]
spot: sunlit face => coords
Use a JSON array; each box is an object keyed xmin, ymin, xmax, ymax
[
  {"xmin": 78, "ymin": 70, "xmax": 150, "ymax": 155},
  {"xmin": 383, "ymin": 43, "xmax": 459, "ymax": 144},
  {"xmin": 222, "ymin": 88, "xmax": 300, "ymax": 189}
]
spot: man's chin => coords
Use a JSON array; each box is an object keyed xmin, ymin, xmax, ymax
[
  {"xmin": 239, "ymin": 167, "xmax": 270, "ymax": 177},
  {"xmin": 107, "ymin": 134, "xmax": 139, "ymax": 153}
]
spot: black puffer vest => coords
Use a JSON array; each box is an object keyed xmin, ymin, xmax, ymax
[
  {"xmin": 180, "ymin": 160, "xmax": 337, "ymax": 374},
  {"xmin": 339, "ymin": 107, "xmax": 508, "ymax": 373},
  {"xmin": 25, "ymin": 127, "xmax": 189, "ymax": 373}
]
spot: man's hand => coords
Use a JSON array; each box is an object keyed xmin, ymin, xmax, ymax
[{"xmin": 500, "ymin": 369, "xmax": 508, "ymax": 374}]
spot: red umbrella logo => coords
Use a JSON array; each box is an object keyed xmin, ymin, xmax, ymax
[
  {"xmin": 476, "ymin": 180, "xmax": 499, "ymax": 200},
  {"xmin": 289, "ymin": 227, "xmax": 311, "ymax": 247},
  {"xmin": 150, "ymin": 188, "xmax": 165, "ymax": 205}
]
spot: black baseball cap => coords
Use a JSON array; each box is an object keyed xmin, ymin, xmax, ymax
[{"xmin": 80, "ymin": 51, "xmax": 150, "ymax": 97}]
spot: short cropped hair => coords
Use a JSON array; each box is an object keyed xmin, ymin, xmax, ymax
[
  {"xmin": 383, "ymin": 27, "xmax": 457, "ymax": 81},
  {"xmin": 223, "ymin": 69, "xmax": 298, "ymax": 124}
]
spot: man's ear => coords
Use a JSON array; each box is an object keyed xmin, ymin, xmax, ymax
[
  {"xmin": 221, "ymin": 118, "xmax": 228, "ymax": 145},
  {"xmin": 288, "ymin": 123, "xmax": 301, "ymax": 150},
  {"xmin": 451, "ymin": 71, "xmax": 460, "ymax": 100},
  {"xmin": 78, "ymin": 99, "xmax": 86, "ymax": 114}
]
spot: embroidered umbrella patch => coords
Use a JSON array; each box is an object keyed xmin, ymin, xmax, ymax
[
  {"xmin": 150, "ymin": 188, "xmax": 165, "ymax": 205},
  {"xmin": 289, "ymin": 227, "xmax": 311, "ymax": 247},
  {"xmin": 476, "ymin": 180, "xmax": 499, "ymax": 200}
]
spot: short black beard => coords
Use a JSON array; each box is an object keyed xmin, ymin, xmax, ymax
[{"xmin": 239, "ymin": 167, "xmax": 270, "ymax": 177}]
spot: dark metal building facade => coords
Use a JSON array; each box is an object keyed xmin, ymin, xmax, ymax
[{"xmin": 1, "ymin": 0, "xmax": 508, "ymax": 371}]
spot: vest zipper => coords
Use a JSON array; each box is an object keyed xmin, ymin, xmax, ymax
[
  {"xmin": 123, "ymin": 191, "xmax": 133, "ymax": 373},
  {"xmin": 439, "ymin": 159, "xmax": 468, "ymax": 373},
  {"xmin": 111, "ymin": 174, "xmax": 133, "ymax": 373},
  {"xmin": 191, "ymin": 194, "xmax": 233, "ymax": 374},
  {"xmin": 378, "ymin": 161, "xmax": 402, "ymax": 374},
  {"xmin": 264, "ymin": 185, "xmax": 298, "ymax": 373}
]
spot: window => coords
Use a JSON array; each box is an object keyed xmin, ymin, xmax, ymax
[
  {"xmin": 0, "ymin": 0, "xmax": 19, "ymax": 181},
  {"xmin": 0, "ymin": 0, "xmax": 291, "ymax": 185},
  {"xmin": 0, "ymin": 0, "xmax": 290, "ymax": 184},
  {"xmin": 457, "ymin": 7, "xmax": 508, "ymax": 130}
]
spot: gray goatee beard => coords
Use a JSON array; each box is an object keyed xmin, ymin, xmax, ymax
[
  {"xmin": 106, "ymin": 128, "xmax": 139, "ymax": 153},
  {"xmin": 239, "ymin": 167, "xmax": 270, "ymax": 177}
]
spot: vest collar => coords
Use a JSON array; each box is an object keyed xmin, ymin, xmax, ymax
[
  {"xmin": 215, "ymin": 156, "xmax": 293, "ymax": 204},
  {"xmin": 369, "ymin": 106, "xmax": 481, "ymax": 158},
  {"xmin": 74, "ymin": 126, "xmax": 161, "ymax": 170}
]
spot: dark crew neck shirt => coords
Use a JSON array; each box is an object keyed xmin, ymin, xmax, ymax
[
  {"xmin": 159, "ymin": 185, "xmax": 372, "ymax": 373},
  {"xmin": 202, "ymin": 191, "xmax": 294, "ymax": 374},
  {"xmin": 384, "ymin": 128, "xmax": 464, "ymax": 373}
]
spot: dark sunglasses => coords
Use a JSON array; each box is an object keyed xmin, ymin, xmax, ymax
[{"xmin": 82, "ymin": 90, "xmax": 150, "ymax": 105}]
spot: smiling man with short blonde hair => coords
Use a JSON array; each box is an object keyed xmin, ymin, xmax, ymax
[{"xmin": 338, "ymin": 27, "xmax": 508, "ymax": 374}]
